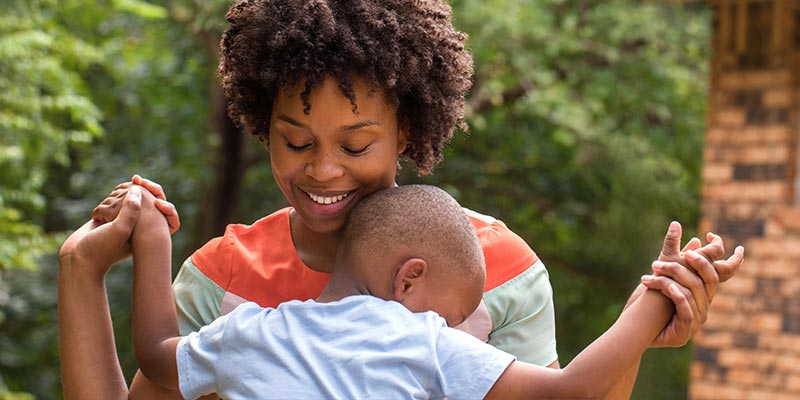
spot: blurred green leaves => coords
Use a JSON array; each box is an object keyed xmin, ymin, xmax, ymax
[{"xmin": 0, "ymin": 1, "xmax": 102, "ymax": 271}]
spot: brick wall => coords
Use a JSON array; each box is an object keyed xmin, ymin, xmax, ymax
[{"xmin": 689, "ymin": 1, "xmax": 800, "ymax": 399}]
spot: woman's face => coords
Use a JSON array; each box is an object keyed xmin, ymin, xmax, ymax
[{"xmin": 268, "ymin": 75, "xmax": 407, "ymax": 236}]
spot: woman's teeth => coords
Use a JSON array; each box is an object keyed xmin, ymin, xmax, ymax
[{"xmin": 308, "ymin": 192, "xmax": 348, "ymax": 205}]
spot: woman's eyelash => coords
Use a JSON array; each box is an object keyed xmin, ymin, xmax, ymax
[
  {"xmin": 343, "ymin": 145, "xmax": 368, "ymax": 155},
  {"xmin": 287, "ymin": 142, "xmax": 311, "ymax": 151}
]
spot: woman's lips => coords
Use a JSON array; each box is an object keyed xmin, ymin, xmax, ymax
[
  {"xmin": 306, "ymin": 192, "xmax": 349, "ymax": 205},
  {"xmin": 300, "ymin": 189, "xmax": 356, "ymax": 217}
]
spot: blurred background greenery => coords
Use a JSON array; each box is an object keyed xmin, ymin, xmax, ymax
[{"xmin": 0, "ymin": 0, "xmax": 710, "ymax": 398}]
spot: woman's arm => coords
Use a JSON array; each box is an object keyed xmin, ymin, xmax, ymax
[{"xmin": 58, "ymin": 187, "xmax": 143, "ymax": 400}]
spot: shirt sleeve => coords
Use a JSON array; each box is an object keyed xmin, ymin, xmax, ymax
[
  {"xmin": 484, "ymin": 259, "xmax": 558, "ymax": 366},
  {"xmin": 435, "ymin": 326, "xmax": 516, "ymax": 400},
  {"xmin": 176, "ymin": 312, "xmax": 229, "ymax": 399},
  {"xmin": 173, "ymin": 257, "xmax": 225, "ymax": 335}
]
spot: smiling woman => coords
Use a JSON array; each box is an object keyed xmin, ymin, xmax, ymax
[
  {"xmin": 268, "ymin": 76, "xmax": 407, "ymax": 246},
  {"xmin": 56, "ymin": 0, "xmax": 732, "ymax": 398}
]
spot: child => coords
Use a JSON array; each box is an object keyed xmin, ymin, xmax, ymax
[{"xmin": 128, "ymin": 184, "xmax": 744, "ymax": 399}]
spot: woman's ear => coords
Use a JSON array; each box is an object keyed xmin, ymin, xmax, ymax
[
  {"xmin": 392, "ymin": 258, "xmax": 427, "ymax": 302},
  {"xmin": 397, "ymin": 127, "xmax": 408, "ymax": 154}
]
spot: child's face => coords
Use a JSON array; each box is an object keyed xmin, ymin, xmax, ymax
[
  {"xmin": 405, "ymin": 269, "xmax": 485, "ymax": 327},
  {"xmin": 268, "ymin": 75, "xmax": 407, "ymax": 236}
]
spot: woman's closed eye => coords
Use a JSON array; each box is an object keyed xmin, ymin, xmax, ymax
[
  {"xmin": 342, "ymin": 144, "xmax": 369, "ymax": 155},
  {"xmin": 286, "ymin": 141, "xmax": 311, "ymax": 151}
]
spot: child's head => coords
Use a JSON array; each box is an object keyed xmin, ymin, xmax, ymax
[
  {"xmin": 219, "ymin": 0, "xmax": 473, "ymax": 174},
  {"xmin": 337, "ymin": 184, "xmax": 485, "ymax": 326}
]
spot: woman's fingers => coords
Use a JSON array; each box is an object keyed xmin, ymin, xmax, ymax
[
  {"xmin": 91, "ymin": 176, "xmax": 178, "ymax": 234},
  {"xmin": 133, "ymin": 174, "xmax": 167, "ymax": 201},
  {"xmin": 685, "ymin": 250, "xmax": 720, "ymax": 301},
  {"xmin": 650, "ymin": 260, "xmax": 708, "ymax": 323},
  {"xmin": 154, "ymin": 199, "xmax": 181, "ymax": 234},
  {"xmin": 92, "ymin": 182, "xmax": 133, "ymax": 223},
  {"xmin": 641, "ymin": 273, "xmax": 700, "ymax": 347},
  {"xmin": 132, "ymin": 175, "xmax": 179, "ymax": 234}
]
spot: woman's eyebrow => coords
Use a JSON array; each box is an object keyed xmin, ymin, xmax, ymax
[
  {"xmin": 276, "ymin": 114, "xmax": 380, "ymax": 132},
  {"xmin": 340, "ymin": 120, "xmax": 380, "ymax": 132},
  {"xmin": 276, "ymin": 115, "xmax": 309, "ymax": 129}
]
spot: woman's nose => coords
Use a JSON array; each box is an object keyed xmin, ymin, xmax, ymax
[{"xmin": 304, "ymin": 149, "xmax": 345, "ymax": 182}]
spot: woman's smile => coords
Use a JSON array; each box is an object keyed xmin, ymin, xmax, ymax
[{"xmin": 298, "ymin": 187, "xmax": 357, "ymax": 218}]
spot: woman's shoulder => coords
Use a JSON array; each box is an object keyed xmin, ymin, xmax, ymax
[
  {"xmin": 463, "ymin": 207, "xmax": 540, "ymax": 291},
  {"xmin": 190, "ymin": 207, "xmax": 294, "ymax": 269}
]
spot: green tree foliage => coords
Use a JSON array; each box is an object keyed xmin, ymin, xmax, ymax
[
  {"xmin": 0, "ymin": 0, "xmax": 103, "ymax": 271},
  {"xmin": 0, "ymin": 0, "xmax": 710, "ymax": 398},
  {"xmin": 0, "ymin": 0, "xmax": 102, "ymax": 396}
]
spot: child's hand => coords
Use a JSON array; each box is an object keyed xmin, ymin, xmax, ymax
[
  {"xmin": 639, "ymin": 221, "xmax": 745, "ymax": 347},
  {"xmin": 131, "ymin": 187, "xmax": 171, "ymax": 242},
  {"xmin": 656, "ymin": 224, "xmax": 743, "ymax": 299},
  {"xmin": 59, "ymin": 186, "xmax": 143, "ymax": 280},
  {"xmin": 92, "ymin": 174, "xmax": 180, "ymax": 234}
]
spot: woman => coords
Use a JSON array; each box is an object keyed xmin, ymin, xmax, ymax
[{"xmin": 60, "ymin": 0, "xmax": 737, "ymax": 398}]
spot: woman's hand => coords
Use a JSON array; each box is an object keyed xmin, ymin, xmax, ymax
[
  {"xmin": 626, "ymin": 221, "xmax": 745, "ymax": 348},
  {"xmin": 92, "ymin": 174, "xmax": 180, "ymax": 234},
  {"xmin": 59, "ymin": 186, "xmax": 143, "ymax": 279}
]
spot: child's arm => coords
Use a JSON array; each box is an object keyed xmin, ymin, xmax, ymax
[
  {"xmin": 485, "ymin": 286, "xmax": 675, "ymax": 399},
  {"xmin": 605, "ymin": 223, "xmax": 744, "ymax": 399},
  {"xmin": 130, "ymin": 189, "xmax": 182, "ymax": 390},
  {"xmin": 485, "ymin": 244, "xmax": 744, "ymax": 399}
]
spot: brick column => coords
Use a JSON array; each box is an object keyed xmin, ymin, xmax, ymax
[{"xmin": 690, "ymin": 1, "xmax": 800, "ymax": 399}]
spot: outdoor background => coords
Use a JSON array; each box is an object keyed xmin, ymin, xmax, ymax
[{"xmin": 0, "ymin": 0, "xmax": 712, "ymax": 398}]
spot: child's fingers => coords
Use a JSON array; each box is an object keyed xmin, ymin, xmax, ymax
[
  {"xmin": 154, "ymin": 199, "xmax": 181, "ymax": 234},
  {"xmin": 714, "ymin": 245, "xmax": 745, "ymax": 283},
  {"xmin": 693, "ymin": 232, "xmax": 725, "ymax": 263},
  {"xmin": 132, "ymin": 174, "xmax": 167, "ymax": 201},
  {"xmin": 108, "ymin": 185, "xmax": 142, "ymax": 239},
  {"xmin": 658, "ymin": 221, "xmax": 684, "ymax": 263},
  {"xmin": 680, "ymin": 237, "xmax": 702, "ymax": 253}
]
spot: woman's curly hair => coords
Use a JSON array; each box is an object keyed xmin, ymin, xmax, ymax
[{"xmin": 219, "ymin": 0, "xmax": 473, "ymax": 174}]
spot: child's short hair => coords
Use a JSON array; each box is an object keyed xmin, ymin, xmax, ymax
[
  {"xmin": 340, "ymin": 185, "xmax": 485, "ymax": 283},
  {"xmin": 219, "ymin": 0, "xmax": 474, "ymax": 174}
]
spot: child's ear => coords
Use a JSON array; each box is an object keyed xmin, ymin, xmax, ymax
[{"xmin": 392, "ymin": 258, "xmax": 427, "ymax": 302}]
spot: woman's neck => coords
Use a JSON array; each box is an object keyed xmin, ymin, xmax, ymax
[{"xmin": 289, "ymin": 210, "xmax": 342, "ymax": 273}]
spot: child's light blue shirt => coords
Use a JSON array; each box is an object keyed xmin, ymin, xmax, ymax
[{"xmin": 177, "ymin": 295, "xmax": 516, "ymax": 399}]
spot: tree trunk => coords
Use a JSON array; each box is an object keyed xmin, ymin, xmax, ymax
[{"xmin": 191, "ymin": 31, "xmax": 246, "ymax": 250}]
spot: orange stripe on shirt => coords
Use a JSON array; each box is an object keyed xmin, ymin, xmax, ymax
[{"xmin": 192, "ymin": 207, "xmax": 539, "ymax": 306}]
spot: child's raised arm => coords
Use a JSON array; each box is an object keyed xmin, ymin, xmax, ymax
[
  {"xmin": 130, "ymin": 188, "xmax": 182, "ymax": 390},
  {"xmin": 485, "ymin": 228, "xmax": 745, "ymax": 399},
  {"xmin": 486, "ymin": 286, "xmax": 675, "ymax": 399}
]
